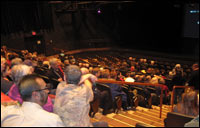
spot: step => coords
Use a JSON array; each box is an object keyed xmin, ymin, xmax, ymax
[
  {"xmin": 112, "ymin": 114, "xmax": 138, "ymax": 126},
  {"xmin": 149, "ymin": 109, "xmax": 168, "ymax": 116},
  {"xmin": 129, "ymin": 110, "xmax": 165, "ymax": 122},
  {"xmin": 99, "ymin": 115, "xmax": 133, "ymax": 127},
  {"xmin": 152, "ymin": 105, "xmax": 171, "ymax": 112},
  {"xmin": 140, "ymin": 110, "xmax": 167, "ymax": 119},
  {"xmin": 115, "ymin": 112, "xmax": 164, "ymax": 127},
  {"xmin": 136, "ymin": 107, "xmax": 167, "ymax": 118},
  {"xmin": 121, "ymin": 112, "xmax": 164, "ymax": 127},
  {"xmin": 152, "ymin": 106, "xmax": 171, "ymax": 113}
]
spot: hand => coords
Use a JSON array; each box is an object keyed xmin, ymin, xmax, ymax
[
  {"xmin": 58, "ymin": 78, "xmax": 63, "ymax": 82},
  {"xmin": 79, "ymin": 74, "xmax": 97, "ymax": 85}
]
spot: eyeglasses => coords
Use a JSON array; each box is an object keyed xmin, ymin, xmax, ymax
[{"xmin": 34, "ymin": 87, "xmax": 51, "ymax": 92}]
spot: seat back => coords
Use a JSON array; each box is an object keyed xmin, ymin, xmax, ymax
[
  {"xmin": 96, "ymin": 82, "xmax": 122, "ymax": 112},
  {"xmin": 113, "ymin": 95, "xmax": 122, "ymax": 114},
  {"xmin": 164, "ymin": 112, "xmax": 194, "ymax": 127},
  {"xmin": 90, "ymin": 98, "xmax": 100, "ymax": 117}
]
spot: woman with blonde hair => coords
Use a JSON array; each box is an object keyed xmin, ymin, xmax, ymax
[{"xmin": 173, "ymin": 91, "xmax": 199, "ymax": 117}]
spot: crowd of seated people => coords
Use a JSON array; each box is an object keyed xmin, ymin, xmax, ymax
[{"xmin": 1, "ymin": 45, "xmax": 199, "ymax": 127}]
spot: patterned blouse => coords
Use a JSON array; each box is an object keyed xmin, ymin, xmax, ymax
[{"xmin": 54, "ymin": 82, "xmax": 94, "ymax": 127}]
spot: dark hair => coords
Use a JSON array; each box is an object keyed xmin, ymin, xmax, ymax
[
  {"xmin": 91, "ymin": 67, "xmax": 100, "ymax": 75},
  {"xmin": 19, "ymin": 74, "xmax": 41, "ymax": 101},
  {"xmin": 100, "ymin": 70, "xmax": 110, "ymax": 79},
  {"xmin": 64, "ymin": 65, "xmax": 82, "ymax": 85},
  {"xmin": 110, "ymin": 70, "xmax": 117, "ymax": 79}
]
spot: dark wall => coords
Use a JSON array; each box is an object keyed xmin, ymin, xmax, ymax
[
  {"xmin": 1, "ymin": 1, "xmax": 199, "ymax": 60},
  {"xmin": 1, "ymin": 1, "xmax": 53, "ymax": 35}
]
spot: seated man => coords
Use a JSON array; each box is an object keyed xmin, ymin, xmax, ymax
[
  {"xmin": 54, "ymin": 65, "xmax": 108, "ymax": 127},
  {"xmin": 82, "ymin": 67, "xmax": 111, "ymax": 115},
  {"xmin": 100, "ymin": 69, "xmax": 128, "ymax": 110},
  {"xmin": 1, "ymin": 74, "xmax": 64, "ymax": 127}
]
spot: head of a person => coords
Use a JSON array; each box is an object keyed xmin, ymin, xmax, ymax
[
  {"xmin": 23, "ymin": 59, "xmax": 36, "ymax": 72},
  {"xmin": 100, "ymin": 69, "xmax": 110, "ymax": 79},
  {"xmin": 11, "ymin": 64, "xmax": 33, "ymax": 85},
  {"xmin": 175, "ymin": 64, "xmax": 181, "ymax": 70},
  {"xmin": 143, "ymin": 59, "xmax": 147, "ymax": 63},
  {"xmin": 85, "ymin": 63, "xmax": 89, "ymax": 68},
  {"xmin": 42, "ymin": 61, "xmax": 50, "ymax": 69},
  {"xmin": 192, "ymin": 63, "xmax": 199, "ymax": 71},
  {"xmin": 1, "ymin": 57, "xmax": 6, "ymax": 74},
  {"xmin": 89, "ymin": 67, "xmax": 93, "ymax": 73},
  {"xmin": 110, "ymin": 70, "xmax": 117, "ymax": 79},
  {"xmin": 150, "ymin": 60, "xmax": 155, "ymax": 65},
  {"xmin": 49, "ymin": 58, "xmax": 60, "ymax": 70},
  {"xmin": 181, "ymin": 91, "xmax": 199, "ymax": 116},
  {"xmin": 150, "ymin": 76, "xmax": 159, "ymax": 84},
  {"xmin": 2, "ymin": 45, "xmax": 7, "ymax": 51},
  {"xmin": 140, "ymin": 58, "xmax": 144, "ymax": 63},
  {"xmin": 19, "ymin": 74, "xmax": 49, "ymax": 106},
  {"xmin": 131, "ymin": 66, "xmax": 135, "ymax": 71},
  {"xmin": 11, "ymin": 57, "xmax": 23, "ymax": 68},
  {"xmin": 64, "ymin": 59, "xmax": 70, "ymax": 66},
  {"xmin": 91, "ymin": 67, "xmax": 100, "ymax": 77},
  {"xmin": 64, "ymin": 65, "xmax": 82, "ymax": 85},
  {"xmin": 158, "ymin": 77, "xmax": 165, "ymax": 84},
  {"xmin": 145, "ymin": 75, "xmax": 152, "ymax": 82}
]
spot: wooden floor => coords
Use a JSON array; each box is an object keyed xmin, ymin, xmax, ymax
[{"xmin": 90, "ymin": 105, "xmax": 171, "ymax": 127}]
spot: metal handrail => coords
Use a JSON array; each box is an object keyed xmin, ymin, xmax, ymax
[
  {"xmin": 97, "ymin": 79, "xmax": 165, "ymax": 118},
  {"xmin": 170, "ymin": 85, "xmax": 194, "ymax": 112}
]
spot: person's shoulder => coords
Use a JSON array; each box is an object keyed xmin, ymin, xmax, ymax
[
  {"xmin": 35, "ymin": 109, "xmax": 64, "ymax": 126},
  {"xmin": 184, "ymin": 115, "xmax": 199, "ymax": 127},
  {"xmin": 56, "ymin": 81, "xmax": 67, "ymax": 92},
  {"xmin": 45, "ymin": 110, "xmax": 61, "ymax": 119},
  {"xmin": 57, "ymin": 81, "xmax": 66, "ymax": 87},
  {"xmin": 1, "ymin": 104, "xmax": 20, "ymax": 116}
]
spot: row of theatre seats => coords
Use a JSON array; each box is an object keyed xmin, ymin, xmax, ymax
[
  {"xmin": 88, "ymin": 82, "xmax": 196, "ymax": 127},
  {"xmin": 33, "ymin": 62, "xmax": 195, "ymax": 127},
  {"xmin": 89, "ymin": 82, "xmax": 161, "ymax": 118}
]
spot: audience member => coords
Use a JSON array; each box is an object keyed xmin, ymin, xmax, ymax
[
  {"xmin": 173, "ymin": 91, "xmax": 199, "ymax": 117},
  {"xmin": 125, "ymin": 72, "xmax": 135, "ymax": 82},
  {"xmin": 54, "ymin": 65, "xmax": 108, "ymax": 127},
  {"xmin": 46, "ymin": 58, "xmax": 64, "ymax": 82},
  {"xmin": 171, "ymin": 64, "xmax": 186, "ymax": 104},
  {"xmin": 184, "ymin": 115, "xmax": 199, "ymax": 127},
  {"xmin": 10, "ymin": 57, "xmax": 23, "ymax": 68},
  {"xmin": 187, "ymin": 63, "xmax": 199, "ymax": 91},
  {"xmin": 8, "ymin": 64, "xmax": 53, "ymax": 112},
  {"xmin": 91, "ymin": 67, "xmax": 113, "ymax": 115},
  {"xmin": 100, "ymin": 69, "xmax": 128, "ymax": 111},
  {"xmin": 1, "ymin": 57, "xmax": 13, "ymax": 94},
  {"xmin": 184, "ymin": 93, "xmax": 199, "ymax": 127},
  {"xmin": 1, "ymin": 74, "xmax": 64, "ymax": 127}
]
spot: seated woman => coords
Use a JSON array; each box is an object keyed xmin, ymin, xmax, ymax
[{"xmin": 8, "ymin": 64, "xmax": 53, "ymax": 112}]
